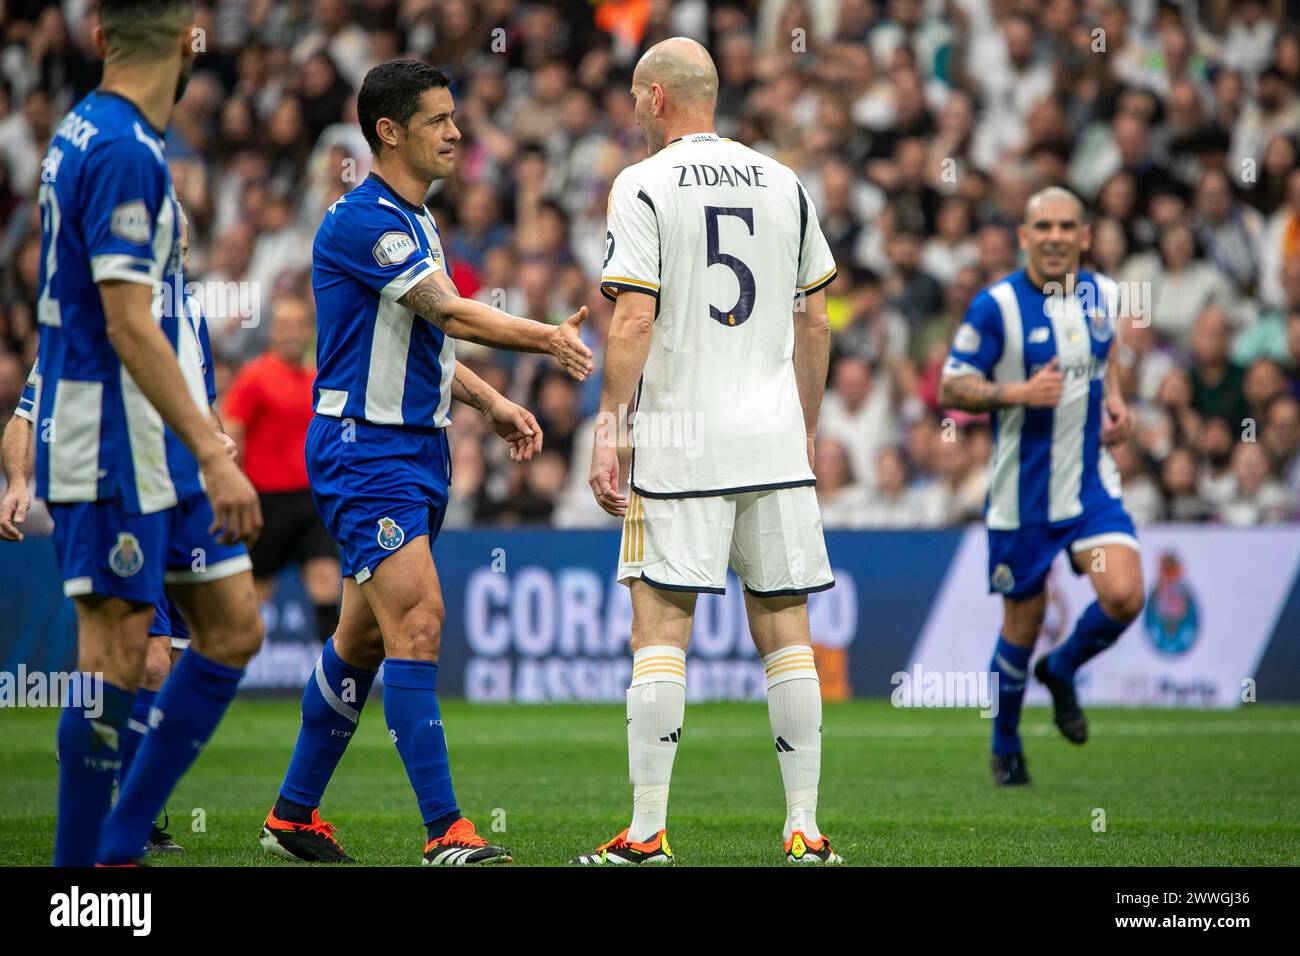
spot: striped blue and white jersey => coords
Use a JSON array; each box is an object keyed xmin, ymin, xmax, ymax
[
  {"xmin": 21, "ymin": 269, "xmax": 216, "ymax": 450},
  {"xmin": 311, "ymin": 174, "xmax": 455, "ymax": 429},
  {"xmin": 15, "ymin": 361, "xmax": 37, "ymax": 423},
  {"xmin": 944, "ymin": 269, "xmax": 1122, "ymax": 531},
  {"xmin": 32, "ymin": 90, "xmax": 208, "ymax": 514}
]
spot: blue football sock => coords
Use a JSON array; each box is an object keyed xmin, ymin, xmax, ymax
[
  {"xmin": 382, "ymin": 658, "xmax": 459, "ymax": 828},
  {"xmin": 117, "ymin": 686, "xmax": 157, "ymax": 788},
  {"xmin": 278, "ymin": 637, "xmax": 377, "ymax": 811},
  {"xmin": 1048, "ymin": 601, "xmax": 1128, "ymax": 682},
  {"xmin": 54, "ymin": 676, "xmax": 134, "ymax": 866},
  {"xmin": 990, "ymin": 637, "xmax": 1031, "ymax": 757},
  {"xmin": 97, "ymin": 650, "xmax": 244, "ymax": 864}
]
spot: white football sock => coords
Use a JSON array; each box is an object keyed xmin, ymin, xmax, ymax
[
  {"xmin": 626, "ymin": 645, "xmax": 686, "ymax": 842},
  {"xmin": 764, "ymin": 644, "xmax": 822, "ymax": 842}
]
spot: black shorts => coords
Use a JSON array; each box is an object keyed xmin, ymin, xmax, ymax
[{"xmin": 250, "ymin": 490, "xmax": 338, "ymax": 579}]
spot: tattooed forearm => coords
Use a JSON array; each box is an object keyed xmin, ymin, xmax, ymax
[
  {"xmin": 940, "ymin": 374, "xmax": 1010, "ymax": 412},
  {"xmin": 453, "ymin": 370, "xmax": 487, "ymax": 412},
  {"xmin": 399, "ymin": 276, "xmax": 452, "ymax": 331}
]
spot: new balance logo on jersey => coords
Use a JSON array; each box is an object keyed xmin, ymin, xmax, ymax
[
  {"xmin": 659, "ymin": 727, "xmax": 682, "ymax": 743},
  {"xmin": 775, "ymin": 736, "xmax": 795, "ymax": 753}
]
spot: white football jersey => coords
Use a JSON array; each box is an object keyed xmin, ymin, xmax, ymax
[{"xmin": 601, "ymin": 132, "xmax": 837, "ymax": 497}]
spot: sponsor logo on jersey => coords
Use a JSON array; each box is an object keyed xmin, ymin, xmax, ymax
[
  {"xmin": 990, "ymin": 563, "xmax": 1016, "ymax": 594},
  {"xmin": 954, "ymin": 322, "xmax": 981, "ymax": 353},
  {"xmin": 109, "ymin": 532, "xmax": 144, "ymax": 577},
  {"xmin": 603, "ymin": 230, "xmax": 615, "ymax": 268},
  {"xmin": 111, "ymin": 200, "xmax": 151, "ymax": 245},
  {"xmin": 1028, "ymin": 326, "xmax": 1051, "ymax": 344},
  {"xmin": 372, "ymin": 231, "xmax": 416, "ymax": 267},
  {"xmin": 376, "ymin": 517, "xmax": 405, "ymax": 551}
]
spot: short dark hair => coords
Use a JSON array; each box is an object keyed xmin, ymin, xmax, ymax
[
  {"xmin": 357, "ymin": 58, "xmax": 450, "ymax": 153},
  {"xmin": 99, "ymin": 0, "xmax": 193, "ymax": 64}
]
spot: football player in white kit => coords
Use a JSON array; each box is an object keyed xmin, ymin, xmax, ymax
[{"xmin": 574, "ymin": 38, "xmax": 843, "ymax": 865}]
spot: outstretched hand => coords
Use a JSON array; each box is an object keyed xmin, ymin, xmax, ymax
[{"xmin": 550, "ymin": 307, "xmax": 594, "ymax": 381}]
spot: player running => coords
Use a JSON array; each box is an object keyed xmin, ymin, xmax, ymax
[
  {"xmin": 574, "ymin": 38, "xmax": 843, "ymax": 865},
  {"xmin": 257, "ymin": 58, "xmax": 592, "ymax": 866},
  {"xmin": 32, "ymin": 0, "xmax": 265, "ymax": 866},
  {"xmin": 940, "ymin": 186, "xmax": 1146, "ymax": 786}
]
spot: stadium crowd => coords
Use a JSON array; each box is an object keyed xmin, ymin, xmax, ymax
[{"xmin": 1, "ymin": 0, "xmax": 1298, "ymax": 532}]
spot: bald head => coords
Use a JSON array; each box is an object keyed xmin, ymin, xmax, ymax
[
  {"xmin": 631, "ymin": 37, "xmax": 718, "ymax": 154},
  {"xmin": 1025, "ymin": 186, "xmax": 1085, "ymax": 222},
  {"xmin": 636, "ymin": 37, "xmax": 718, "ymax": 106}
]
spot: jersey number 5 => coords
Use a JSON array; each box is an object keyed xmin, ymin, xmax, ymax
[{"xmin": 704, "ymin": 206, "xmax": 755, "ymax": 327}]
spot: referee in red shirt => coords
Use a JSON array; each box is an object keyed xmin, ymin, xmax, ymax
[{"xmin": 223, "ymin": 294, "xmax": 341, "ymax": 642}]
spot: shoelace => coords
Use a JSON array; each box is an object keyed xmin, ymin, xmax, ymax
[
  {"xmin": 597, "ymin": 830, "xmax": 631, "ymax": 852},
  {"xmin": 441, "ymin": 819, "xmax": 487, "ymax": 847},
  {"xmin": 301, "ymin": 818, "xmax": 340, "ymax": 844}
]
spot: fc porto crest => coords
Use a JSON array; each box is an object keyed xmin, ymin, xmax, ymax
[
  {"xmin": 990, "ymin": 563, "xmax": 1016, "ymax": 594},
  {"xmin": 1144, "ymin": 552, "xmax": 1199, "ymax": 656},
  {"xmin": 1088, "ymin": 308, "xmax": 1113, "ymax": 343},
  {"xmin": 376, "ymin": 517, "xmax": 405, "ymax": 551},
  {"xmin": 108, "ymin": 532, "xmax": 144, "ymax": 577}
]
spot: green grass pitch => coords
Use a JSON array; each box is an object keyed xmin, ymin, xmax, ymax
[{"xmin": 1, "ymin": 698, "xmax": 1297, "ymax": 866}]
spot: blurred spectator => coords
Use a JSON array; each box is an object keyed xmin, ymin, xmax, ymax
[
  {"xmin": 857, "ymin": 445, "xmax": 942, "ymax": 528},
  {"xmin": 819, "ymin": 355, "xmax": 896, "ymax": 488},
  {"xmin": 1217, "ymin": 442, "xmax": 1295, "ymax": 524},
  {"xmin": 814, "ymin": 437, "xmax": 869, "ymax": 528},
  {"xmin": 1112, "ymin": 436, "xmax": 1164, "ymax": 525},
  {"xmin": 1259, "ymin": 167, "xmax": 1300, "ymax": 311},
  {"xmin": 1128, "ymin": 221, "xmax": 1241, "ymax": 346},
  {"xmin": 1263, "ymin": 395, "xmax": 1300, "ymax": 495},
  {"xmin": 1192, "ymin": 167, "xmax": 1265, "ymax": 294},
  {"xmin": 221, "ymin": 294, "xmax": 341, "ymax": 641},
  {"xmin": 1189, "ymin": 309, "xmax": 1249, "ymax": 429},
  {"xmin": 1161, "ymin": 445, "xmax": 1214, "ymax": 521}
]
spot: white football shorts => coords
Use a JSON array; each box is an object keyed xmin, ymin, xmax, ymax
[{"xmin": 616, "ymin": 485, "xmax": 833, "ymax": 596}]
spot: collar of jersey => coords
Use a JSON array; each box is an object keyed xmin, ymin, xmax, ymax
[
  {"xmin": 92, "ymin": 88, "xmax": 166, "ymax": 139},
  {"xmin": 666, "ymin": 131, "xmax": 722, "ymax": 147},
  {"xmin": 367, "ymin": 173, "xmax": 428, "ymax": 215}
]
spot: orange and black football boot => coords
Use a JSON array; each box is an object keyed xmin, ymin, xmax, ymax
[
  {"xmin": 570, "ymin": 828, "xmax": 674, "ymax": 865},
  {"xmin": 259, "ymin": 807, "xmax": 354, "ymax": 863},
  {"xmin": 422, "ymin": 817, "xmax": 512, "ymax": 865},
  {"xmin": 784, "ymin": 830, "xmax": 844, "ymax": 864}
]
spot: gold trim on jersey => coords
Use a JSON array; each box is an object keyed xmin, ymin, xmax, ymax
[
  {"xmin": 602, "ymin": 276, "xmax": 660, "ymax": 292},
  {"xmin": 799, "ymin": 267, "xmax": 837, "ymax": 291}
]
